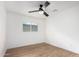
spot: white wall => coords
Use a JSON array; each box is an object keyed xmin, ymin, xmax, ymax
[
  {"xmin": 46, "ymin": 6, "xmax": 79, "ymax": 54},
  {"xmin": 0, "ymin": 2, "xmax": 7, "ymax": 56},
  {"xmin": 6, "ymin": 11, "xmax": 46, "ymax": 49}
]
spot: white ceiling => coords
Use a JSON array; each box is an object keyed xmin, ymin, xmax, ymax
[{"xmin": 5, "ymin": 1, "xmax": 79, "ymax": 19}]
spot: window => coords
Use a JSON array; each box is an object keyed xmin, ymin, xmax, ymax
[
  {"xmin": 32, "ymin": 25, "xmax": 38, "ymax": 32},
  {"xmin": 23, "ymin": 23, "xmax": 38, "ymax": 32},
  {"xmin": 23, "ymin": 24, "xmax": 30, "ymax": 32}
]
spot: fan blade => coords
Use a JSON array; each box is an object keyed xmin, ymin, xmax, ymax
[
  {"xmin": 43, "ymin": 11, "xmax": 49, "ymax": 17},
  {"xmin": 28, "ymin": 10, "xmax": 40, "ymax": 13},
  {"xmin": 45, "ymin": 1, "xmax": 50, "ymax": 8}
]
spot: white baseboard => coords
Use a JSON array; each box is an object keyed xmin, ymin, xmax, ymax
[
  {"xmin": 46, "ymin": 41, "xmax": 79, "ymax": 54},
  {"xmin": 7, "ymin": 41, "xmax": 45, "ymax": 50}
]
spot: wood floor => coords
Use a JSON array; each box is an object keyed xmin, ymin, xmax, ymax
[{"xmin": 5, "ymin": 43, "xmax": 79, "ymax": 57}]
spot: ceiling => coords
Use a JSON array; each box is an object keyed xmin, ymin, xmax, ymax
[{"xmin": 5, "ymin": 1, "xmax": 79, "ymax": 19}]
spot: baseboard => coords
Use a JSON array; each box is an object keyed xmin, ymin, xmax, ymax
[
  {"xmin": 7, "ymin": 41, "xmax": 46, "ymax": 50},
  {"xmin": 46, "ymin": 41, "xmax": 79, "ymax": 54}
]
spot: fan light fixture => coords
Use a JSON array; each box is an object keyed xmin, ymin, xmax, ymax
[{"xmin": 39, "ymin": 11, "xmax": 44, "ymax": 14}]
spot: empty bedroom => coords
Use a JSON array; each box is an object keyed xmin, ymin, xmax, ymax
[{"xmin": 0, "ymin": 1, "xmax": 79, "ymax": 57}]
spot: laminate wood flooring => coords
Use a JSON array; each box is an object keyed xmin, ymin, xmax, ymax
[{"xmin": 5, "ymin": 43, "xmax": 79, "ymax": 57}]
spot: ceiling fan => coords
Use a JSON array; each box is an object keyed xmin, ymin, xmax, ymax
[{"xmin": 28, "ymin": 1, "xmax": 50, "ymax": 17}]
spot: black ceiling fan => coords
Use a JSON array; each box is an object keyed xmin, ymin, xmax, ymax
[{"xmin": 28, "ymin": 1, "xmax": 50, "ymax": 17}]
